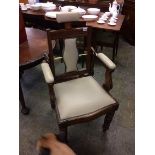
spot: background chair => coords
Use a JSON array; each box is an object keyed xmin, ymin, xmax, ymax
[{"xmin": 41, "ymin": 26, "xmax": 119, "ymax": 142}]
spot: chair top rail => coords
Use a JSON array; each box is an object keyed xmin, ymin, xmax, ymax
[{"xmin": 47, "ymin": 27, "xmax": 90, "ymax": 40}]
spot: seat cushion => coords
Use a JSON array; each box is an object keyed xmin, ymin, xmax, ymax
[{"xmin": 54, "ymin": 76, "xmax": 116, "ymax": 120}]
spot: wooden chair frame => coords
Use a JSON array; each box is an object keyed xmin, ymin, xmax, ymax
[{"xmin": 42, "ymin": 27, "xmax": 119, "ymax": 142}]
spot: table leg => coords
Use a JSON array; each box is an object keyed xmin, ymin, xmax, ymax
[
  {"xmin": 112, "ymin": 32, "xmax": 120, "ymax": 61},
  {"xmin": 115, "ymin": 32, "xmax": 120, "ymax": 56},
  {"xmin": 112, "ymin": 33, "xmax": 117, "ymax": 61},
  {"xmin": 19, "ymin": 78, "xmax": 30, "ymax": 115}
]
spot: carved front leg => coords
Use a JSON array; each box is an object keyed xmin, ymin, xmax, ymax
[
  {"xmin": 19, "ymin": 80, "xmax": 30, "ymax": 115},
  {"xmin": 102, "ymin": 110, "xmax": 115, "ymax": 132}
]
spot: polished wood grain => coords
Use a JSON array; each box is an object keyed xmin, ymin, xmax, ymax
[
  {"xmin": 22, "ymin": 9, "xmax": 46, "ymax": 16},
  {"xmin": 19, "ymin": 28, "xmax": 48, "ymax": 114},
  {"xmin": 86, "ymin": 14, "xmax": 125, "ymax": 32},
  {"xmin": 19, "ymin": 7, "xmax": 30, "ymax": 115},
  {"xmin": 19, "ymin": 28, "xmax": 48, "ymax": 67}
]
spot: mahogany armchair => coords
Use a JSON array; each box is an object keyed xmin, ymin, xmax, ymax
[{"xmin": 41, "ymin": 26, "xmax": 119, "ymax": 142}]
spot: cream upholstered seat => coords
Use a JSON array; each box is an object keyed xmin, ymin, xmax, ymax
[{"xmin": 54, "ymin": 76, "xmax": 115, "ymax": 120}]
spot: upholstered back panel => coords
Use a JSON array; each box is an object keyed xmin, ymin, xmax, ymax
[
  {"xmin": 63, "ymin": 38, "xmax": 78, "ymax": 72},
  {"xmin": 56, "ymin": 12, "xmax": 80, "ymax": 23}
]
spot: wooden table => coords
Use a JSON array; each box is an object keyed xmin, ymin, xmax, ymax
[
  {"xmin": 22, "ymin": 9, "xmax": 125, "ymax": 61},
  {"xmin": 22, "ymin": 9, "xmax": 86, "ymax": 30},
  {"xmin": 22, "ymin": 9, "xmax": 124, "ymax": 32},
  {"xmin": 20, "ymin": 28, "xmax": 48, "ymax": 69},
  {"xmin": 19, "ymin": 28, "xmax": 48, "ymax": 114},
  {"xmin": 87, "ymin": 14, "xmax": 125, "ymax": 60}
]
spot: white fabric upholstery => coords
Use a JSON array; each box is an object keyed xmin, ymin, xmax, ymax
[
  {"xmin": 54, "ymin": 76, "xmax": 116, "ymax": 120},
  {"xmin": 56, "ymin": 12, "xmax": 80, "ymax": 23},
  {"xmin": 96, "ymin": 53, "xmax": 116, "ymax": 70},
  {"xmin": 63, "ymin": 38, "xmax": 78, "ymax": 72},
  {"xmin": 51, "ymin": 40, "xmax": 56, "ymax": 49},
  {"xmin": 41, "ymin": 62, "xmax": 54, "ymax": 84}
]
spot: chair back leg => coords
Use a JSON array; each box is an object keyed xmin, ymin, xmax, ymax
[{"xmin": 59, "ymin": 127, "xmax": 68, "ymax": 143}]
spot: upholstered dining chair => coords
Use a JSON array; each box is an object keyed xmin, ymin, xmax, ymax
[{"xmin": 41, "ymin": 26, "xmax": 119, "ymax": 142}]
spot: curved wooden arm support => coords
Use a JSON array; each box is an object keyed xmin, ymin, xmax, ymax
[
  {"xmin": 91, "ymin": 47, "xmax": 115, "ymax": 92},
  {"xmin": 103, "ymin": 69, "xmax": 114, "ymax": 92}
]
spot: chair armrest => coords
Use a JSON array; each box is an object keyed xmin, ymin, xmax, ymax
[
  {"xmin": 91, "ymin": 47, "xmax": 116, "ymax": 70},
  {"xmin": 41, "ymin": 62, "xmax": 54, "ymax": 84},
  {"xmin": 96, "ymin": 53, "xmax": 116, "ymax": 70},
  {"xmin": 91, "ymin": 47, "xmax": 116, "ymax": 91}
]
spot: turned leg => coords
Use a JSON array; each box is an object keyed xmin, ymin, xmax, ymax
[
  {"xmin": 112, "ymin": 35, "xmax": 117, "ymax": 62},
  {"xmin": 102, "ymin": 110, "xmax": 116, "ymax": 132},
  {"xmin": 19, "ymin": 80, "xmax": 30, "ymax": 115},
  {"xmin": 59, "ymin": 126, "xmax": 68, "ymax": 143}
]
